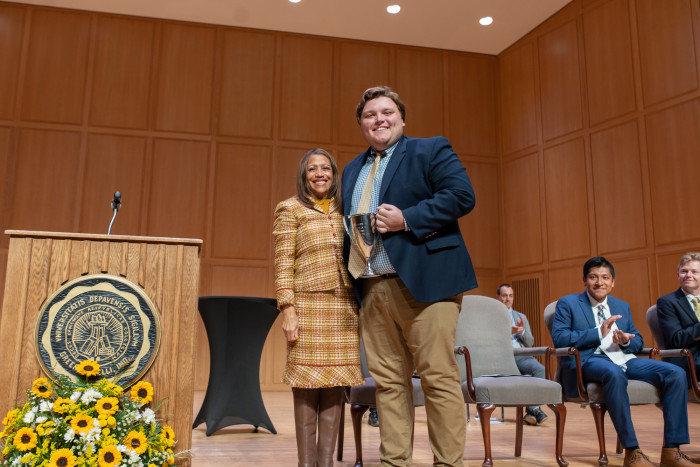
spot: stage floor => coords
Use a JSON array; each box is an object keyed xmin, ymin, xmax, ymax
[{"xmin": 190, "ymin": 390, "xmax": 700, "ymax": 466}]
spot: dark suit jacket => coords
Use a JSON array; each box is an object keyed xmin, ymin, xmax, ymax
[
  {"xmin": 657, "ymin": 288, "xmax": 700, "ymax": 368},
  {"xmin": 552, "ymin": 292, "xmax": 643, "ymax": 398},
  {"xmin": 341, "ymin": 135, "xmax": 477, "ymax": 304}
]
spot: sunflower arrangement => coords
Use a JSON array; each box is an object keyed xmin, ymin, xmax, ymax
[{"xmin": 0, "ymin": 360, "xmax": 184, "ymax": 467}]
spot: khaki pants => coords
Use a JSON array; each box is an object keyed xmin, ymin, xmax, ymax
[{"xmin": 360, "ymin": 276, "xmax": 466, "ymax": 467}]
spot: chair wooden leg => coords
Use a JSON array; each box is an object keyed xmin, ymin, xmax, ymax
[
  {"xmin": 548, "ymin": 403, "xmax": 568, "ymax": 467},
  {"xmin": 515, "ymin": 407, "xmax": 523, "ymax": 457},
  {"xmin": 477, "ymin": 403, "xmax": 497, "ymax": 467},
  {"xmin": 337, "ymin": 396, "xmax": 346, "ymax": 461},
  {"xmin": 350, "ymin": 404, "xmax": 368, "ymax": 467},
  {"xmin": 590, "ymin": 402, "xmax": 609, "ymax": 466}
]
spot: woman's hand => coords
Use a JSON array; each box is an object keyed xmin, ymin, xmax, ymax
[{"xmin": 281, "ymin": 305, "xmax": 299, "ymax": 342}]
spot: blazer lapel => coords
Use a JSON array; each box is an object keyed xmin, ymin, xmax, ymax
[
  {"xmin": 675, "ymin": 288, "xmax": 697, "ymax": 322},
  {"xmin": 378, "ymin": 136, "xmax": 407, "ymax": 202},
  {"xmin": 343, "ymin": 149, "xmax": 370, "ymax": 215},
  {"xmin": 578, "ymin": 292, "xmax": 596, "ymax": 329}
]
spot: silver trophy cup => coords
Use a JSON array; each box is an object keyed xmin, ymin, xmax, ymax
[{"xmin": 343, "ymin": 213, "xmax": 379, "ymax": 276}]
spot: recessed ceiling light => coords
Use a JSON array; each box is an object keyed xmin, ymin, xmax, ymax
[
  {"xmin": 387, "ymin": 5, "xmax": 401, "ymax": 14},
  {"xmin": 289, "ymin": 0, "xmax": 301, "ymax": 3},
  {"xmin": 479, "ymin": 16, "xmax": 493, "ymax": 26}
]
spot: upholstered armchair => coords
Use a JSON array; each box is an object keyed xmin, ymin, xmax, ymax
[
  {"xmin": 456, "ymin": 295, "xmax": 567, "ymax": 467},
  {"xmin": 544, "ymin": 301, "xmax": 662, "ymax": 465}
]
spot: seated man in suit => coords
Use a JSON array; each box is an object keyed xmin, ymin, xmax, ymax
[
  {"xmin": 552, "ymin": 256, "xmax": 695, "ymax": 467},
  {"xmin": 657, "ymin": 252, "xmax": 700, "ymax": 385},
  {"xmin": 496, "ymin": 283, "xmax": 548, "ymax": 425}
]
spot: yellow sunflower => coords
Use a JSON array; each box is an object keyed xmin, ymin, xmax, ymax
[
  {"xmin": 97, "ymin": 445, "xmax": 122, "ymax": 467},
  {"xmin": 76, "ymin": 360, "xmax": 100, "ymax": 377},
  {"xmin": 53, "ymin": 397, "xmax": 73, "ymax": 414},
  {"xmin": 123, "ymin": 430, "xmax": 148, "ymax": 454},
  {"xmin": 70, "ymin": 413, "xmax": 94, "ymax": 435},
  {"xmin": 161, "ymin": 425, "xmax": 175, "ymax": 447},
  {"xmin": 95, "ymin": 397, "xmax": 119, "ymax": 416},
  {"xmin": 12, "ymin": 427, "xmax": 37, "ymax": 451},
  {"xmin": 31, "ymin": 378, "xmax": 52, "ymax": 398},
  {"xmin": 130, "ymin": 381, "xmax": 153, "ymax": 404},
  {"xmin": 48, "ymin": 448, "xmax": 77, "ymax": 467}
]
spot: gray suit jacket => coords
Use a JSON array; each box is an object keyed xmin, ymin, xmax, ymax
[{"xmin": 510, "ymin": 309, "xmax": 534, "ymax": 348}]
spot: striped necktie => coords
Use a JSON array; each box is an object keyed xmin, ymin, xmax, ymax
[
  {"xmin": 692, "ymin": 297, "xmax": 700, "ymax": 322},
  {"xmin": 597, "ymin": 304, "xmax": 605, "ymax": 325}
]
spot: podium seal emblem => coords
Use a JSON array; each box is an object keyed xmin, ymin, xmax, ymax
[{"xmin": 35, "ymin": 274, "xmax": 161, "ymax": 388}]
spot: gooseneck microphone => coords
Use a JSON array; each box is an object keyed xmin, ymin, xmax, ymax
[{"xmin": 107, "ymin": 191, "xmax": 122, "ymax": 235}]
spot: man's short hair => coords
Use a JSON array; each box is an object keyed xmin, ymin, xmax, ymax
[
  {"xmin": 678, "ymin": 252, "xmax": 700, "ymax": 270},
  {"xmin": 355, "ymin": 86, "xmax": 406, "ymax": 124},
  {"xmin": 497, "ymin": 283, "xmax": 512, "ymax": 295},
  {"xmin": 583, "ymin": 256, "xmax": 615, "ymax": 280}
]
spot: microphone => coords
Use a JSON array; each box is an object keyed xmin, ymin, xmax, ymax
[
  {"xmin": 111, "ymin": 191, "xmax": 122, "ymax": 211},
  {"xmin": 108, "ymin": 191, "xmax": 122, "ymax": 235}
]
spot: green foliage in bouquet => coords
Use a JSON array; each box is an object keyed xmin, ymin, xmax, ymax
[{"xmin": 0, "ymin": 360, "xmax": 185, "ymax": 467}]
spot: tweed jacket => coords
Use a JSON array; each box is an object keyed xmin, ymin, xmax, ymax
[{"xmin": 273, "ymin": 196, "xmax": 352, "ymax": 309}]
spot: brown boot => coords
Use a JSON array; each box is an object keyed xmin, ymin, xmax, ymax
[
  {"xmin": 316, "ymin": 387, "xmax": 344, "ymax": 467},
  {"xmin": 293, "ymin": 388, "xmax": 320, "ymax": 467},
  {"xmin": 623, "ymin": 448, "xmax": 656, "ymax": 467},
  {"xmin": 661, "ymin": 447, "xmax": 699, "ymax": 467}
]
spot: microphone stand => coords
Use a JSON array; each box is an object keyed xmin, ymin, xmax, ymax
[{"xmin": 108, "ymin": 191, "xmax": 121, "ymax": 235}]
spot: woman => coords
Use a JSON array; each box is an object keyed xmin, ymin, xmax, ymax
[{"xmin": 273, "ymin": 148, "xmax": 363, "ymax": 467}]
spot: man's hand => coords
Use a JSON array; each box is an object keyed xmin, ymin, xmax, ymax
[
  {"xmin": 612, "ymin": 329, "xmax": 635, "ymax": 345},
  {"xmin": 511, "ymin": 317, "xmax": 524, "ymax": 335},
  {"xmin": 600, "ymin": 315, "xmax": 622, "ymax": 337},
  {"xmin": 376, "ymin": 204, "xmax": 405, "ymax": 233}
]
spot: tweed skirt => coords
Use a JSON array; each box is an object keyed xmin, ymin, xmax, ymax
[{"xmin": 283, "ymin": 288, "xmax": 364, "ymax": 388}]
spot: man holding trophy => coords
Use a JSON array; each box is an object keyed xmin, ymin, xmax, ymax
[{"xmin": 342, "ymin": 86, "xmax": 477, "ymax": 467}]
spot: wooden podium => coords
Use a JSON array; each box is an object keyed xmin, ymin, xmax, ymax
[{"xmin": 0, "ymin": 230, "xmax": 201, "ymax": 464}]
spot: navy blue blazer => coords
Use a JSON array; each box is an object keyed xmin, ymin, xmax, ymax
[
  {"xmin": 657, "ymin": 288, "xmax": 700, "ymax": 367},
  {"xmin": 552, "ymin": 292, "xmax": 643, "ymax": 397},
  {"xmin": 341, "ymin": 135, "xmax": 477, "ymax": 304}
]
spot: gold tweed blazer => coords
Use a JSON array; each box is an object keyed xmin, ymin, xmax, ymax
[{"xmin": 273, "ymin": 196, "xmax": 352, "ymax": 308}]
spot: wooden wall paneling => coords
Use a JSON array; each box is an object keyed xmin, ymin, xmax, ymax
[
  {"xmin": 337, "ymin": 149, "xmax": 363, "ymax": 171},
  {"xmin": 548, "ymin": 264, "xmax": 582, "ymax": 304},
  {"xmin": 538, "ymin": 20, "xmax": 584, "ymax": 141},
  {"xmin": 218, "ymin": 29, "xmax": 276, "ymax": 139},
  {"xmin": 582, "ymin": 0, "xmax": 637, "ymax": 125},
  {"xmin": 0, "ymin": 5, "xmax": 24, "ymax": 119},
  {"xmin": 656, "ymin": 250, "xmax": 686, "ymax": 298},
  {"xmin": 154, "ymin": 23, "xmax": 215, "ymax": 134},
  {"xmin": 645, "ymin": 99, "xmax": 700, "ymax": 246},
  {"xmin": 10, "ymin": 129, "xmax": 82, "ymax": 232},
  {"xmin": 336, "ymin": 41, "xmax": 390, "ymax": 147},
  {"xmin": 459, "ymin": 160, "xmax": 500, "ymax": 270},
  {"xmin": 210, "ymin": 264, "xmax": 269, "ymax": 297},
  {"xmin": 511, "ymin": 274, "xmax": 545, "ymax": 346},
  {"xmin": 80, "ymin": 134, "xmax": 147, "ymax": 236},
  {"xmin": 89, "ymin": 15, "xmax": 154, "ymax": 129},
  {"xmin": 0, "ymin": 127, "xmax": 11, "ymax": 236},
  {"xmin": 20, "ymin": 9, "xmax": 90, "ymax": 124},
  {"xmin": 272, "ymin": 146, "xmax": 308, "ymax": 207},
  {"xmin": 147, "ymin": 138, "xmax": 209, "ymax": 239},
  {"xmin": 636, "ymin": 0, "xmax": 698, "ymax": 106},
  {"xmin": 590, "ymin": 120, "xmax": 647, "ymax": 253},
  {"xmin": 465, "ymin": 270, "xmax": 502, "ymax": 298},
  {"xmin": 502, "ymin": 153, "xmax": 543, "ymax": 268},
  {"xmin": 394, "ymin": 48, "xmax": 444, "ymax": 138},
  {"xmin": 543, "ymin": 138, "xmax": 590, "ymax": 261},
  {"xmin": 447, "ymin": 54, "xmax": 498, "ymax": 157},
  {"xmin": 210, "ymin": 143, "xmax": 273, "ymax": 259},
  {"xmin": 610, "ymin": 256, "xmax": 653, "ymax": 343},
  {"xmin": 499, "ymin": 43, "xmax": 538, "ymax": 154},
  {"xmin": 0, "ymin": 250, "xmax": 6, "ymax": 313},
  {"xmin": 278, "ymin": 36, "xmax": 333, "ymax": 143}
]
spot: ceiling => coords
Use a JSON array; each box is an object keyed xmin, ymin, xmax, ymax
[{"xmin": 11, "ymin": 0, "xmax": 573, "ymax": 55}]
